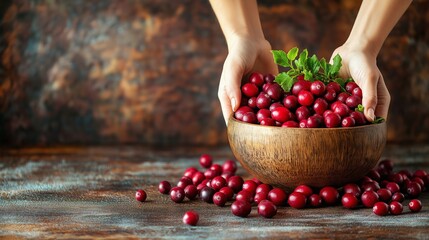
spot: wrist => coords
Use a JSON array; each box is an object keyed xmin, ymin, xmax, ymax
[
  {"xmin": 342, "ymin": 37, "xmax": 380, "ymax": 59},
  {"xmin": 225, "ymin": 32, "xmax": 267, "ymax": 51}
]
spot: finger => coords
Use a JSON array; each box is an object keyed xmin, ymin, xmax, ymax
[
  {"xmin": 361, "ymin": 72, "xmax": 379, "ymax": 122},
  {"xmin": 374, "ymin": 73, "xmax": 391, "ymax": 120}
]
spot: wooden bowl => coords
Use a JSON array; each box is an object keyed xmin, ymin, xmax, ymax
[{"xmin": 227, "ymin": 116, "xmax": 387, "ymax": 189}]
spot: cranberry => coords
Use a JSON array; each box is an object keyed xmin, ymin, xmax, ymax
[
  {"xmin": 331, "ymin": 101, "xmax": 349, "ymax": 117},
  {"xmin": 222, "ymin": 160, "xmax": 237, "ymax": 174},
  {"xmin": 158, "ymin": 181, "xmax": 171, "ymax": 195},
  {"xmin": 388, "ymin": 173, "xmax": 404, "ymax": 185},
  {"xmin": 264, "ymin": 73, "xmax": 275, "ymax": 84},
  {"xmin": 288, "ymin": 192, "xmax": 307, "ymax": 209},
  {"xmin": 341, "ymin": 116, "xmax": 355, "ymax": 127},
  {"xmin": 299, "ymin": 119, "xmax": 307, "ymax": 128},
  {"xmin": 260, "ymin": 118, "xmax": 276, "ymax": 126},
  {"xmin": 341, "ymin": 193, "xmax": 359, "ymax": 209},
  {"xmin": 345, "ymin": 82, "xmax": 359, "ymax": 93},
  {"xmin": 295, "ymin": 106, "xmax": 311, "ymax": 122},
  {"xmin": 204, "ymin": 169, "xmax": 219, "ymax": 179},
  {"xmin": 327, "ymin": 82, "xmax": 341, "ymax": 93},
  {"xmin": 269, "ymin": 102, "xmax": 284, "ymax": 112},
  {"xmin": 378, "ymin": 159, "xmax": 394, "ymax": 172},
  {"xmin": 282, "ymin": 120, "xmax": 299, "ymax": 128},
  {"xmin": 184, "ymin": 167, "xmax": 198, "ymax": 178},
  {"xmin": 323, "ymin": 110, "xmax": 334, "ymax": 119},
  {"xmin": 376, "ymin": 188, "xmax": 392, "ymax": 203},
  {"xmin": 256, "ymin": 93, "xmax": 271, "ymax": 109},
  {"xmin": 210, "ymin": 176, "xmax": 226, "ymax": 191},
  {"xmin": 219, "ymin": 186, "xmax": 234, "ymax": 201},
  {"xmin": 319, "ymin": 186, "xmax": 339, "ymax": 205},
  {"xmin": 292, "ymin": 80, "xmax": 310, "ymax": 96},
  {"xmin": 345, "ymin": 95, "xmax": 361, "ymax": 109},
  {"xmin": 324, "ymin": 88, "xmax": 337, "ymax": 102},
  {"xmin": 263, "ymin": 83, "xmax": 273, "ymax": 93},
  {"xmin": 242, "ymin": 112, "xmax": 257, "ymax": 123},
  {"xmin": 236, "ymin": 190, "xmax": 254, "ymax": 203},
  {"xmin": 247, "ymin": 97, "xmax": 257, "ymax": 109},
  {"xmin": 343, "ymin": 183, "xmax": 362, "ymax": 198},
  {"xmin": 406, "ymin": 182, "xmax": 422, "ymax": 198},
  {"xmin": 242, "ymin": 83, "xmax": 259, "ymax": 97},
  {"xmin": 412, "ymin": 177, "xmax": 425, "ymax": 189},
  {"xmin": 256, "ymin": 109, "xmax": 271, "ymax": 122},
  {"xmin": 199, "ymin": 154, "xmax": 213, "ymax": 169},
  {"xmin": 177, "ymin": 176, "xmax": 193, "ymax": 189},
  {"xmin": 313, "ymin": 98, "xmax": 328, "ymax": 115},
  {"xmin": 391, "ymin": 192, "xmax": 405, "ymax": 202},
  {"xmin": 192, "ymin": 172, "xmax": 205, "ymax": 186},
  {"xmin": 249, "ymin": 72, "xmax": 264, "ymax": 87},
  {"xmin": 135, "ymin": 189, "xmax": 147, "ymax": 202},
  {"xmin": 170, "ymin": 187, "xmax": 185, "ymax": 203},
  {"xmin": 183, "ymin": 211, "xmax": 199, "ymax": 226},
  {"xmin": 268, "ymin": 188, "xmax": 288, "ymax": 206},
  {"xmin": 228, "ymin": 176, "xmax": 244, "ymax": 193},
  {"xmin": 294, "ymin": 185, "xmax": 313, "ymax": 197},
  {"xmin": 271, "ymin": 107, "xmax": 291, "ymax": 123},
  {"xmin": 298, "ymin": 90, "xmax": 314, "ymax": 106},
  {"xmin": 234, "ymin": 106, "xmax": 253, "ymax": 121},
  {"xmin": 306, "ymin": 115, "xmax": 321, "ymax": 128},
  {"xmin": 254, "ymin": 184, "xmax": 271, "ymax": 195},
  {"xmin": 220, "ymin": 172, "xmax": 232, "ymax": 181},
  {"xmin": 409, "ymin": 199, "xmax": 422, "ymax": 212},
  {"xmin": 373, "ymin": 202, "xmax": 389, "ymax": 216},
  {"xmin": 213, "ymin": 192, "xmax": 227, "ymax": 207},
  {"xmin": 389, "ymin": 201, "xmax": 403, "ymax": 215},
  {"xmin": 361, "ymin": 181, "xmax": 380, "ymax": 192},
  {"xmin": 308, "ymin": 194, "xmax": 322, "ymax": 207},
  {"xmin": 267, "ymin": 84, "xmax": 283, "ymax": 101},
  {"xmin": 324, "ymin": 112, "xmax": 342, "ymax": 128},
  {"xmin": 241, "ymin": 180, "xmax": 257, "ymax": 195},
  {"xmin": 231, "ymin": 200, "xmax": 252, "ymax": 217},
  {"xmin": 366, "ymin": 169, "xmax": 382, "ymax": 182},
  {"xmin": 184, "ymin": 185, "xmax": 198, "ymax": 200},
  {"xmin": 352, "ymin": 87, "xmax": 363, "ymax": 98},
  {"xmin": 310, "ymin": 80, "xmax": 326, "ymax": 96},
  {"xmin": 386, "ymin": 182, "xmax": 401, "ymax": 194},
  {"xmin": 337, "ymin": 92, "xmax": 351, "ymax": 103},
  {"xmin": 350, "ymin": 111, "xmax": 366, "ymax": 125},
  {"xmin": 254, "ymin": 192, "xmax": 268, "ymax": 204},
  {"xmin": 283, "ymin": 95, "xmax": 299, "ymax": 110},
  {"xmin": 413, "ymin": 169, "xmax": 428, "ymax": 179},
  {"xmin": 200, "ymin": 187, "xmax": 216, "ymax": 203},
  {"xmin": 361, "ymin": 190, "xmax": 379, "ymax": 208},
  {"xmin": 258, "ymin": 200, "xmax": 278, "ymax": 218}
]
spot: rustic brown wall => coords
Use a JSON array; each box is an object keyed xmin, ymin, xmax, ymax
[{"xmin": 0, "ymin": 0, "xmax": 428, "ymax": 146}]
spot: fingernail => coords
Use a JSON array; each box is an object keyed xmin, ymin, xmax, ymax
[
  {"xmin": 368, "ymin": 108, "xmax": 375, "ymax": 121},
  {"xmin": 231, "ymin": 98, "xmax": 237, "ymax": 111}
]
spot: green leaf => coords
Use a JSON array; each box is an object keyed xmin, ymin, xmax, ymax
[
  {"xmin": 271, "ymin": 50, "xmax": 289, "ymax": 67},
  {"xmin": 287, "ymin": 47, "xmax": 299, "ymax": 61},
  {"xmin": 307, "ymin": 55, "xmax": 320, "ymax": 77},
  {"xmin": 355, "ymin": 104, "xmax": 364, "ymax": 113},
  {"xmin": 329, "ymin": 54, "xmax": 342, "ymax": 78},
  {"xmin": 319, "ymin": 58, "xmax": 327, "ymax": 73},
  {"xmin": 303, "ymin": 70, "xmax": 313, "ymax": 81},
  {"xmin": 298, "ymin": 49, "xmax": 308, "ymax": 69},
  {"xmin": 373, "ymin": 117, "xmax": 385, "ymax": 124},
  {"xmin": 274, "ymin": 72, "xmax": 296, "ymax": 92},
  {"xmin": 334, "ymin": 77, "xmax": 346, "ymax": 89}
]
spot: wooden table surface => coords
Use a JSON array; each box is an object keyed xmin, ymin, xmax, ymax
[{"xmin": 1, "ymin": 144, "xmax": 429, "ymax": 239}]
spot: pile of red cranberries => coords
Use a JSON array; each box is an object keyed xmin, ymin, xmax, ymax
[
  {"xmin": 135, "ymin": 155, "xmax": 427, "ymax": 225},
  {"xmin": 236, "ymin": 72, "xmax": 372, "ymax": 128}
]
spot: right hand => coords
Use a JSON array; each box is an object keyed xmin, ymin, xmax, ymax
[{"xmin": 218, "ymin": 36, "xmax": 278, "ymax": 124}]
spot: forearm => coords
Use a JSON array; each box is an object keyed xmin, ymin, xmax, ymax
[
  {"xmin": 345, "ymin": 0, "xmax": 412, "ymax": 56},
  {"xmin": 209, "ymin": 0, "xmax": 265, "ymax": 49}
]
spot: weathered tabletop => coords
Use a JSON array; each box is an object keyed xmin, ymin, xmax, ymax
[{"xmin": 1, "ymin": 145, "xmax": 428, "ymax": 239}]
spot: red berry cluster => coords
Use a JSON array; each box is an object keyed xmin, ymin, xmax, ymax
[
  {"xmin": 136, "ymin": 156, "xmax": 427, "ymax": 224},
  {"xmin": 236, "ymin": 72, "xmax": 370, "ymax": 128}
]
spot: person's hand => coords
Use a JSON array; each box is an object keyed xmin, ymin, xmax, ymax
[
  {"xmin": 330, "ymin": 45, "xmax": 390, "ymax": 122},
  {"xmin": 218, "ymin": 36, "xmax": 278, "ymax": 124}
]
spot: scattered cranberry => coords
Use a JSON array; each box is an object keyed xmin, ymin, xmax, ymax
[
  {"xmin": 361, "ymin": 191, "xmax": 379, "ymax": 208},
  {"xmin": 210, "ymin": 176, "xmax": 227, "ymax": 191},
  {"xmin": 231, "ymin": 200, "xmax": 252, "ymax": 217},
  {"xmin": 199, "ymin": 154, "xmax": 213, "ymax": 169},
  {"xmin": 177, "ymin": 176, "xmax": 193, "ymax": 189},
  {"xmin": 376, "ymin": 188, "xmax": 392, "ymax": 203},
  {"xmin": 222, "ymin": 160, "xmax": 237, "ymax": 174},
  {"xmin": 343, "ymin": 183, "xmax": 361, "ymax": 198},
  {"xmin": 361, "ymin": 181, "xmax": 380, "ymax": 192},
  {"xmin": 373, "ymin": 202, "xmax": 389, "ymax": 216},
  {"xmin": 341, "ymin": 193, "xmax": 359, "ymax": 209},
  {"xmin": 228, "ymin": 176, "xmax": 244, "ymax": 193},
  {"xmin": 242, "ymin": 180, "xmax": 258, "ymax": 195},
  {"xmin": 256, "ymin": 184, "xmax": 273, "ymax": 194},
  {"xmin": 308, "ymin": 194, "xmax": 322, "ymax": 207},
  {"xmin": 294, "ymin": 185, "xmax": 313, "ymax": 197},
  {"xmin": 184, "ymin": 167, "xmax": 198, "ymax": 178},
  {"xmin": 254, "ymin": 192, "xmax": 268, "ymax": 204},
  {"xmin": 408, "ymin": 199, "xmax": 422, "ymax": 212},
  {"xmin": 135, "ymin": 189, "xmax": 147, "ymax": 202},
  {"xmin": 389, "ymin": 201, "xmax": 403, "ymax": 215},
  {"xmin": 412, "ymin": 177, "xmax": 425, "ymax": 190},
  {"xmin": 219, "ymin": 187, "xmax": 234, "ymax": 201},
  {"xmin": 258, "ymin": 200, "xmax": 278, "ymax": 218},
  {"xmin": 385, "ymin": 182, "xmax": 400, "ymax": 194},
  {"xmin": 170, "ymin": 187, "xmax": 185, "ymax": 203},
  {"xmin": 268, "ymin": 188, "xmax": 288, "ymax": 206},
  {"xmin": 158, "ymin": 181, "xmax": 171, "ymax": 195},
  {"xmin": 213, "ymin": 192, "xmax": 227, "ymax": 207},
  {"xmin": 184, "ymin": 185, "xmax": 198, "ymax": 200},
  {"xmin": 413, "ymin": 170, "xmax": 428, "ymax": 179},
  {"xmin": 406, "ymin": 182, "xmax": 422, "ymax": 198},
  {"xmin": 183, "ymin": 211, "xmax": 199, "ymax": 226},
  {"xmin": 288, "ymin": 192, "xmax": 307, "ymax": 209},
  {"xmin": 319, "ymin": 186, "xmax": 339, "ymax": 205},
  {"xmin": 378, "ymin": 159, "xmax": 394, "ymax": 172},
  {"xmin": 391, "ymin": 192, "xmax": 405, "ymax": 202},
  {"xmin": 200, "ymin": 187, "xmax": 216, "ymax": 203},
  {"xmin": 388, "ymin": 173, "xmax": 404, "ymax": 185},
  {"xmin": 236, "ymin": 190, "xmax": 254, "ymax": 203},
  {"xmin": 192, "ymin": 172, "xmax": 205, "ymax": 186}
]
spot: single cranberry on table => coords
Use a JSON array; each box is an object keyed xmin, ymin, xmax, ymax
[
  {"xmin": 373, "ymin": 202, "xmax": 389, "ymax": 216},
  {"xmin": 406, "ymin": 182, "xmax": 422, "ymax": 198},
  {"xmin": 135, "ymin": 189, "xmax": 147, "ymax": 202},
  {"xmin": 177, "ymin": 176, "xmax": 193, "ymax": 189},
  {"xmin": 388, "ymin": 173, "xmax": 404, "ymax": 185},
  {"xmin": 236, "ymin": 190, "xmax": 254, "ymax": 203},
  {"xmin": 213, "ymin": 192, "xmax": 227, "ymax": 207},
  {"xmin": 389, "ymin": 201, "xmax": 403, "ymax": 215},
  {"xmin": 288, "ymin": 192, "xmax": 307, "ymax": 209},
  {"xmin": 219, "ymin": 186, "xmax": 234, "ymax": 201},
  {"xmin": 294, "ymin": 185, "xmax": 313, "ymax": 197},
  {"xmin": 258, "ymin": 200, "xmax": 278, "ymax": 218},
  {"xmin": 183, "ymin": 211, "xmax": 199, "ymax": 226},
  {"xmin": 268, "ymin": 188, "xmax": 288, "ymax": 206},
  {"xmin": 211, "ymin": 176, "xmax": 227, "ymax": 191},
  {"xmin": 183, "ymin": 167, "xmax": 198, "ymax": 178},
  {"xmin": 231, "ymin": 200, "xmax": 252, "ymax": 218},
  {"xmin": 319, "ymin": 186, "xmax": 340, "ymax": 205},
  {"xmin": 222, "ymin": 160, "xmax": 237, "ymax": 174},
  {"xmin": 409, "ymin": 199, "xmax": 422, "ymax": 213},
  {"xmin": 242, "ymin": 180, "xmax": 258, "ymax": 195},
  {"xmin": 200, "ymin": 187, "xmax": 216, "ymax": 203},
  {"xmin": 228, "ymin": 176, "xmax": 244, "ymax": 193},
  {"xmin": 192, "ymin": 172, "xmax": 205, "ymax": 186},
  {"xmin": 343, "ymin": 183, "xmax": 362, "ymax": 198},
  {"xmin": 204, "ymin": 169, "xmax": 219, "ymax": 179},
  {"xmin": 341, "ymin": 193, "xmax": 359, "ymax": 209},
  {"xmin": 378, "ymin": 159, "xmax": 394, "ymax": 172},
  {"xmin": 256, "ymin": 184, "xmax": 273, "ymax": 194},
  {"xmin": 376, "ymin": 188, "xmax": 392, "ymax": 203},
  {"xmin": 158, "ymin": 181, "xmax": 171, "ymax": 195},
  {"xmin": 412, "ymin": 177, "xmax": 425, "ymax": 190},
  {"xmin": 199, "ymin": 154, "xmax": 213, "ymax": 169},
  {"xmin": 308, "ymin": 194, "xmax": 322, "ymax": 208},
  {"xmin": 413, "ymin": 169, "xmax": 428, "ymax": 179},
  {"xmin": 170, "ymin": 187, "xmax": 185, "ymax": 203},
  {"xmin": 254, "ymin": 192, "xmax": 268, "ymax": 204},
  {"xmin": 361, "ymin": 190, "xmax": 379, "ymax": 208},
  {"xmin": 391, "ymin": 192, "xmax": 405, "ymax": 202},
  {"xmin": 184, "ymin": 185, "xmax": 198, "ymax": 200},
  {"xmin": 385, "ymin": 182, "xmax": 401, "ymax": 194}
]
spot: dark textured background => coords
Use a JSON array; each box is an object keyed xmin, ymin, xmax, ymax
[{"xmin": 0, "ymin": 0, "xmax": 428, "ymax": 146}]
